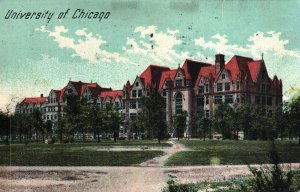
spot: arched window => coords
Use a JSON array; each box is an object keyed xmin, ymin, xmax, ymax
[{"xmin": 175, "ymin": 92, "xmax": 183, "ymax": 114}]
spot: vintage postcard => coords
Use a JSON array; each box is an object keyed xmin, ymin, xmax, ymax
[{"xmin": 1, "ymin": 0, "xmax": 300, "ymax": 191}]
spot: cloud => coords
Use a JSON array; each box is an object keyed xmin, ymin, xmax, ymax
[
  {"xmin": 195, "ymin": 31, "xmax": 299, "ymax": 58},
  {"xmin": 35, "ymin": 26, "xmax": 129, "ymax": 64},
  {"xmin": 122, "ymin": 25, "xmax": 193, "ymax": 67},
  {"xmin": 195, "ymin": 34, "xmax": 247, "ymax": 56}
]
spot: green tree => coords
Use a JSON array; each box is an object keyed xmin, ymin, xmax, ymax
[
  {"xmin": 173, "ymin": 111, "xmax": 187, "ymax": 140},
  {"xmin": 213, "ymin": 103, "xmax": 234, "ymax": 139},
  {"xmin": 289, "ymin": 97, "xmax": 300, "ymax": 144},
  {"xmin": 141, "ymin": 92, "xmax": 167, "ymax": 143},
  {"xmin": 198, "ymin": 117, "xmax": 211, "ymax": 141},
  {"xmin": 31, "ymin": 108, "xmax": 45, "ymax": 142},
  {"xmin": 45, "ymin": 120, "xmax": 53, "ymax": 139}
]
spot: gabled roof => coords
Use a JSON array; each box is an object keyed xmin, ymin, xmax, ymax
[
  {"xmin": 247, "ymin": 60, "xmax": 262, "ymax": 82},
  {"xmin": 158, "ymin": 69, "xmax": 177, "ymax": 91},
  {"xmin": 182, "ymin": 59, "xmax": 212, "ymax": 85},
  {"xmin": 53, "ymin": 86, "xmax": 66, "ymax": 103},
  {"xmin": 139, "ymin": 65, "xmax": 170, "ymax": 91},
  {"xmin": 100, "ymin": 90, "xmax": 123, "ymax": 102},
  {"xmin": 69, "ymin": 81, "xmax": 89, "ymax": 96},
  {"xmin": 194, "ymin": 65, "xmax": 216, "ymax": 88},
  {"xmin": 225, "ymin": 55, "xmax": 254, "ymax": 82}
]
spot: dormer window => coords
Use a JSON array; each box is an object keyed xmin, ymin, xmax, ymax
[
  {"xmin": 198, "ymin": 85, "xmax": 204, "ymax": 94},
  {"xmin": 132, "ymin": 90, "xmax": 137, "ymax": 98},
  {"xmin": 138, "ymin": 89, "xmax": 142, "ymax": 97},
  {"xmin": 225, "ymin": 82, "xmax": 230, "ymax": 91},
  {"xmin": 135, "ymin": 82, "xmax": 139, "ymax": 87},
  {"xmin": 221, "ymin": 74, "xmax": 225, "ymax": 79},
  {"xmin": 175, "ymin": 79, "xmax": 183, "ymax": 87}
]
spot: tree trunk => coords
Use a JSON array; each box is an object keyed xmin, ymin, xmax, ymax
[
  {"xmin": 97, "ymin": 127, "xmax": 100, "ymax": 143},
  {"xmin": 114, "ymin": 129, "xmax": 117, "ymax": 143}
]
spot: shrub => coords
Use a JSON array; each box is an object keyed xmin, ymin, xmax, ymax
[{"xmin": 162, "ymin": 179, "xmax": 199, "ymax": 192}]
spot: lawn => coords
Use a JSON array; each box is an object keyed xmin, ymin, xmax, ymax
[
  {"xmin": 165, "ymin": 140, "xmax": 300, "ymax": 166},
  {"xmin": 0, "ymin": 142, "xmax": 165, "ymax": 166}
]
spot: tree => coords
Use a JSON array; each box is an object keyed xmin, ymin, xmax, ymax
[
  {"xmin": 105, "ymin": 107, "xmax": 121, "ymax": 143},
  {"xmin": 141, "ymin": 92, "xmax": 167, "ymax": 143},
  {"xmin": 173, "ymin": 111, "xmax": 187, "ymax": 140},
  {"xmin": 213, "ymin": 103, "xmax": 234, "ymax": 139},
  {"xmin": 198, "ymin": 117, "xmax": 211, "ymax": 141},
  {"xmin": 45, "ymin": 120, "xmax": 53, "ymax": 139},
  {"xmin": 31, "ymin": 109, "xmax": 45, "ymax": 142},
  {"xmin": 289, "ymin": 97, "xmax": 300, "ymax": 144}
]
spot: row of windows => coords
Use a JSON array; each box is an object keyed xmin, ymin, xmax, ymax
[
  {"xmin": 43, "ymin": 114, "xmax": 57, "ymax": 120},
  {"xmin": 129, "ymin": 101, "xmax": 143, "ymax": 109},
  {"xmin": 48, "ymin": 97, "xmax": 57, "ymax": 103},
  {"xmin": 132, "ymin": 89, "xmax": 143, "ymax": 98},
  {"xmin": 198, "ymin": 81, "xmax": 240, "ymax": 94},
  {"xmin": 256, "ymin": 84, "xmax": 271, "ymax": 93},
  {"xmin": 255, "ymin": 96, "xmax": 272, "ymax": 106}
]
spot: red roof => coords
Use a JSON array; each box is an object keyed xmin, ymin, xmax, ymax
[
  {"xmin": 225, "ymin": 55, "xmax": 254, "ymax": 82},
  {"xmin": 158, "ymin": 69, "xmax": 177, "ymax": 91},
  {"xmin": 194, "ymin": 65, "xmax": 216, "ymax": 88},
  {"xmin": 69, "ymin": 81, "xmax": 89, "ymax": 96},
  {"xmin": 247, "ymin": 60, "xmax": 262, "ymax": 82},
  {"xmin": 21, "ymin": 96, "xmax": 47, "ymax": 106},
  {"xmin": 139, "ymin": 65, "xmax": 170, "ymax": 91},
  {"xmin": 182, "ymin": 59, "xmax": 211, "ymax": 85},
  {"xmin": 100, "ymin": 90, "xmax": 123, "ymax": 102},
  {"xmin": 53, "ymin": 86, "xmax": 66, "ymax": 102}
]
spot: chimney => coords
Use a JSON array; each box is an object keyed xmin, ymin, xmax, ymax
[
  {"xmin": 40, "ymin": 94, "xmax": 43, "ymax": 98},
  {"xmin": 215, "ymin": 54, "xmax": 225, "ymax": 74}
]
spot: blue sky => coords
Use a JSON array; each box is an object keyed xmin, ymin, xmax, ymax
[{"xmin": 0, "ymin": 0, "xmax": 300, "ymax": 111}]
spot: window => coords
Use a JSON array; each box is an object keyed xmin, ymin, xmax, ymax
[
  {"xmin": 138, "ymin": 89, "xmax": 142, "ymax": 97},
  {"xmin": 162, "ymin": 89, "xmax": 167, "ymax": 97},
  {"xmin": 214, "ymin": 95, "xmax": 222, "ymax": 104},
  {"xmin": 217, "ymin": 83, "xmax": 223, "ymax": 92},
  {"xmin": 47, "ymin": 115, "xmax": 49, "ymax": 120},
  {"xmin": 262, "ymin": 96, "xmax": 266, "ymax": 105},
  {"xmin": 175, "ymin": 92, "xmax": 183, "ymax": 114},
  {"xmin": 115, "ymin": 102, "xmax": 120, "ymax": 108},
  {"xmin": 146, "ymin": 88, "xmax": 150, "ymax": 96},
  {"xmin": 267, "ymin": 97, "xmax": 272, "ymax": 106},
  {"xmin": 261, "ymin": 84, "xmax": 266, "ymax": 93},
  {"xmin": 236, "ymin": 81, "xmax": 240, "ymax": 90},
  {"xmin": 129, "ymin": 113, "xmax": 137, "ymax": 121},
  {"xmin": 138, "ymin": 100, "xmax": 143, "ymax": 108},
  {"xmin": 205, "ymin": 110, "xmax": 210, "ymax": 118},
  {"xmin": 175, "ymin": 79, "xmax": 183, "ymax": 87},
  {"xmin": 225, "ymin": 95, "xmax": 233, "ymax": 104},
  {"xmin": 197, "ymin": 96, "xmax": 204, "ymax": 106},
  {"xmin": 130, "ymin": 101, "xmax": 137, "ymax": 109},
  {"xmin": 225, "ymin": 82, "xmax": 230, "ymax": 91},
  {"xmin": 51, "ymin": 115, "xmax": 53, "ymax": 120},
  {"xmin": 205, "ymin": 84, "xmax": 209, "ymax": 93},
  {"xmin": 266, "ymin": 84, "xmax": 271, "ymax": 92},
  {"xmin": 221, "ymin": 74, "xmax": 225, "ymax": 79},
  {"xmin": 205, "ymin": 96, "xmax": 209, "ymax": 105},
  {"xmin": 198, "ymin": 85, "xmax": 204, "ymax": 94},
  {"xmin": 135, "ymin": 82, "xmax": 139, "ymax": 87},
  {"xmin": 256, "ymin": 85, "xmax": 260, "ymax": 92},
  {"xmin": 54, "ymin": 115, "xmax": 57, "ymax": 119},
  {"xmin": 255, "ymin": 96, "xmax": 260, "ymax": 104},
  {"xmin": 236, "ymin": 94, "xmax": 240, "ymax": 103},
  {"xmin": 132, "ymin": 90, "xmax": 137, "ymax": 98}
]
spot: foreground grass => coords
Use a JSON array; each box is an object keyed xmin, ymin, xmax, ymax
[
  {"xmin": 0, "ymin": 143, "xmax": 164, "ymax": 166},
  {"xmin": 166, "ymin": 140, "xmax": 300, "ymax": 166},
  {"xmin": 162, "ymin": 171, "xmax": 300, "ymax": 192}
]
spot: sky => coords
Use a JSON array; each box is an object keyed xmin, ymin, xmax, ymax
[{"xmin": 0, "ymin": 0, "xmax": 300, "ymax": 112}]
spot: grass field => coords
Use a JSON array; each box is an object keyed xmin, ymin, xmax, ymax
[
  {"xmin": 0, "ymin": 141, "xmax": 165, "ymax": 166},
  {"xmin": 165, "ymin": 140, "xmax": 300, "ymax": 166}
]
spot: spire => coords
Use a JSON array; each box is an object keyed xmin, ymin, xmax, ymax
[{"xmin": 261, "ymin": 52, "xmax": 264, "ymax": 60}]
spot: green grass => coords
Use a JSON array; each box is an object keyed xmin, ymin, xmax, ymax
[
  {"xmin": 165, "ymin": 140, "xmax": 300, "ymax": 166},
  {"xmin": 0, "ymin": 143, "xmax": 164, "ymax": 166}
]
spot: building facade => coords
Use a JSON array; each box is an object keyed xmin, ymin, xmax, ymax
[{"xmin": 16, "ymin": 54, "xmax": 282, "ymax": 137}]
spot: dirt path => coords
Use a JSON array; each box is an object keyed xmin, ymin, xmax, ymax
[{"xmin": 140, "ymin": 140, "xmax": 186, "ymax": 167}]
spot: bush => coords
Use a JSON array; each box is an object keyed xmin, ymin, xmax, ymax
[
  {"xmin": 162, "ymin": 179, "xmax": 199, "ymax": 192},
  {"xmin": 239, "ymin": 142, "xmax": 295, "ymax": 192}
]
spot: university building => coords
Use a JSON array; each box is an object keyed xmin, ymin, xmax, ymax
[{"xmin": 16, "ymin": 54, "xmax": 282, "ymax": 137}]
